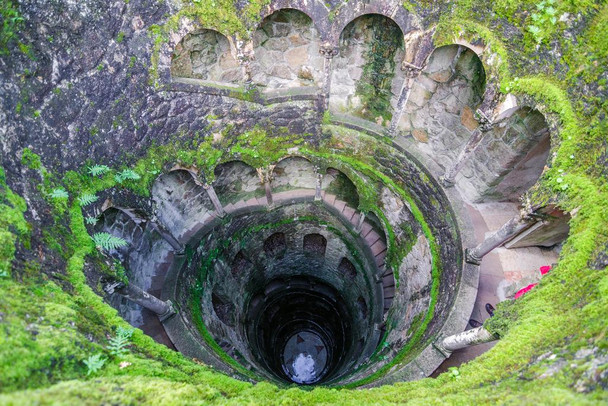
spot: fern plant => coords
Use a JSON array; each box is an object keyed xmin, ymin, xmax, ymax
[
  {"xmin": 92, "ymin": 232, "xmax": 128, "ymax": 251},
  {"xmin": 49, "ymin": 188, "xmax": 69, "ymax": 199},
  {"xmin": 83, "ymin": 353, "xmax": 106, "ymax": 375},
  {"xmin": 107, "ymin": 327, "xmax": 134, "ymax": 357},
  {"xmin": 78, "ymin": 193, "xmax": 99, "ymax": 206},
  {"xmin": 87, "ymin": 165, "xmax": 110, "ymax": 176},
  {"xmin": 114, "ymin": 169, "xmax": 140, "ymax": 183},
  {"xmin": 85, "ymin": 216, "xmax": 99, "ymax": 225}
]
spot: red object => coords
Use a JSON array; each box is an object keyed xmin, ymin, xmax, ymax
[
  {"xmin": 540, "ymin": 265, "xmax": 551, "ymax": 275},
  {"xmin": 515, "ymin": 283, "xmax": 538, "ymax": 299}
]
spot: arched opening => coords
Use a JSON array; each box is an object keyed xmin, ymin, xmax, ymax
[
  {"xmin": 170, "ymin": 29, "xmax": 242, "ymax": 83},
  {"xmin": 213, "ymin": 161, "xmax": 265, "ymax": 204},
  {"xmin": 272, "ymin": 156, "xmax": 317, "ymax": 191},
  {"xmin": 323, "ymin": 167, "xmax": 360, "ymax": 208},
  {"xmin": 251, "ymin": 9, "xmax": 324, "ymax": 90},
  {"xmin": 264, "ymin": 232, "xmax": 287, "ymax": 258},
  {"xmin": 329, "ymin": 14, "xmax": 405, "ymax": 125},
  {"xmin": 303, "ymin": 233, "xmax": 327, "ymax": 256},
  {"xmin": 231, "ymin": 251, "xmax": 253, "ymax": 277},
  {"xmin": 461, "ymin": 108, "xmax": 551, "ymax": 202}
]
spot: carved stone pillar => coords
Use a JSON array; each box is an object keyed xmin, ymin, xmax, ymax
[
  {"xmin": 315, "ymin": 173, "xmax": 323, "ymax": 201},
  {"xmin": 105, "ymin": 281, "xmax": 176, "ymax": 322},
  {"xmin": 235, "ymin": 39, "xmax": 255, "ymax": 85},
  {"xmin": 388, "ymin": 61, "xmax": 423, "ymax": 135},
  {"xmin": 204, "ymin": 184, "xmax": 226, "ymax": 218},
  {"xmin": 438, "ymin": 326, "xmax": 497, "ymax": 353},
  {"xmin": 440, "ymin": 111, "xmax": 494, "ymax": 187},
  {"xmin": 465, "ymin": 209, "xmax": 539, "ymax": 265},
  {"xmin": 319, "ymin": 42, "xmax": 339, "ymax": 111},
  {"xmin": 257, "ymin": 166, "xmax": 275, "ymax": 206},
  {"xmin": 441, "ymin": 87, "xmax": 501, "ymax": 187},
  {"xmin": 355, "ymin": 212, "xmax": 366, "ymax": 233}
]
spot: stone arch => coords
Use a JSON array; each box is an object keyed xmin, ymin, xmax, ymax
[
  {"xmin": 170, "ymin": 28, "xmax": 243, "ymax": 84},
  {"xmin": 213, "ymin": 160, "xmax": 264, "ymax": 204},
  {"xmin": 303, "ymin": 233, "xmax": 327, "ymax": 256},
  {"xmin": 212, "ymin": 292, "xmax": 236, "ymax": 327},
  {"xmin": 329, "ymin": 5, "xmax": 418, "ymax": 43},
  {"xmin": 337, "ymin": 257, "xmax": 357, "ymax": 281},
  {"xmin": 231, "ymin": 251, "xmax": 253, "ymax": 278},
  {"xmin": 251, "ymin": 8, "xmax": 325, "ymax": 89},
  {"xmin": 322, "ymin": 167, "xmax": 360, "ymax": 209},
  {"xmin": 402, "ymin": 44, "xmax": 487, "ymax": 166},
  {"xmin": 151, "ymin": 169, "xmax": 216, "ymax": 241},
  {"xmin": 95, "ymin": 206, "xmax": 145, "ymax": 257},
  {"xmin": 264, "ymin": 232, "xmax": 287, "ymax": 258},
  {"xmin": 272, "ymin": 156, "xmax": 317, "ymax": 190},
  {"xmin": 258, "ymin": 0, "xmax": 330, "ymax": 38},
  {"xmin": 461, "ymin": 107, "xmax": 552, "ymax": 202},
  {"xmin": 329, "ymin": 13, "xmax": 406, "ymax": 125}
]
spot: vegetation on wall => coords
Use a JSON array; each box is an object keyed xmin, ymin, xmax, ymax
[
  {"xmin": 354, "ymin": 15, "xmax": 404, "ymax": 124},
  {"xmin": 0, "ymin": 0, "xmax": 607, "ymax": 404}
]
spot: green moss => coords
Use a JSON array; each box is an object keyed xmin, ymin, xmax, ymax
[
  {"xmin": 0, "ymin": 166, "xmax": 30, "ymax": 275},
  {"xmin": 354, "ymin": 15, "xmax": 403, "ymax": 123},
  {"xmin": 147, "ymin": 0, "xmax": 271, "ymax": 86},
  {"xmin": 0, "ymin": 0, "xmax": 23, "ymax": 55}
]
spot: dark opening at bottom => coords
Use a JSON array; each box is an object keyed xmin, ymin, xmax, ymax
[{"xmin": 246, "ymin": 276, "xmax": 354, "ymax": 384}]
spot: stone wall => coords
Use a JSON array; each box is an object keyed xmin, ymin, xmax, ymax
[
  {"xmin": 251, "ymin": 9, "xmax": 325, "ymax": 89},
  {"xmin": 458, "ymin": 108, "xmax": 550, "ymax": 202},
  {"xmin": 329, "ymin": 14, "xmax": 406, "ymax": 124},
  {"xmin": 398, "ymin": 45, "xmax": 485, "ymax": 167},
  {"xmin": 171, "ymin": 29, "xmax": 243, "ymax": 83}
]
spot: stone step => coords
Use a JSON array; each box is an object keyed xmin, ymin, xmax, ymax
[
  {"xmin": 342, "ymin": 206, "xmax": 356, "ymax": 222},
  {"xmin": 370, "ymin": 239, "xmax": 387, "ymax": 256},
  {"xmin": 365, "ymin": 230, "xmax": 381, "ymax": 246},
  {"xmin": 323, "ymin": 192, "xmax": 337, "ymax": 206}
]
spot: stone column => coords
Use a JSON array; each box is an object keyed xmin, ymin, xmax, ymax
[
  {"xmin": 257, "ymin": 166, "xmax": 274, "ymax": 206},
  {"xmin": 438, "ymin": 326, "xmax": 497, "ymax": 353},
  {"xmin": 441, "ymin": 87, "xmax": 501, "ymax": 187},
  {"xmin": 148, "ymin": 222, "xmax": 184, "ymax": 254},
  {"xmin": 235, "ymin": 39, "xmax": 255, "ymax": 85},
  {"xmin": 355, "ymin": 212, "xmax": 366, "ymax": 233},
  {"xmin": 388, "ymin": 61, "xmax": 423, "ymax": 135},
  {"xmin": 440, "ymin": 111, "xmax": 494, "ymax": 187},
  {"xmin": 204, "ymin": 184, "xmax": 226, "ymax": 218},
  {"xmin": 315, "ymin": 173, "xmax": 323, "ymax": 201},
  {"xmin": 466, "ymin": 209, "xmax": 539, "ymax": 265},
  {"xmin": 319, "ymin": 42, "xmax": 339, "ymax": 111},
  {"xmin": 105, "ymin": 281, "xmax": 176, "ymax": 321}
]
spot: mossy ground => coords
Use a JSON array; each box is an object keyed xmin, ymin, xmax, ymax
[{"xmin": 1, "ymin": 0, "xmax": 607, "ymax": 403}]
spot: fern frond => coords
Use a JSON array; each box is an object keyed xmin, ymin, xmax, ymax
[
  {"xmin": 83, "ymin": 353, "xmax": 106, "ymax": 375},
  {"xmin": 78, "ymin": 193, "xmax": 99, "ymax": 206},
  {"xmin": 114, "ymin": 169, "xmax": 140, "ymax": 183},
  {"xmin": 85, "ymin": 216, "xmax": 99, "ymax": 225},
  {"xmin": 50, "ymin": 188, "xmax": 69, "ymax": 199},
  {"xmin": 87, "ymin": 165, "xmax": 110, "ymax": 176},
  {"xmin": 107, "ymin": 328, "xmax": 133, "ymax": 357},
  {"xmin": 91, "ymin": 232, "xmax": 128, "ymax": 251}
]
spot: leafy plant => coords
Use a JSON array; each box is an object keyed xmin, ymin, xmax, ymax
[
  {"xmin": 77, "ymin": 193, "xmax": 99, "ymax": 206},
  {"xmin": 0, "ymin": 0, "xmax": 24, "ymax": 55},
  {"xmin": 114, "ymin": 169, "xmax": 141, "ymax": 183},
  {"xmin": 49, "ymin": 188, "xmax": 69, "ymax": 199},
  {"xmin": 85, "ymin": 216, "xmax": 99, "ymax": 225},
  {"xmin": 87, "ymin": 165, "xmax": 110, "ymax": 176},
  {"xmin": 83, "ymin": 353, "xmax": 106, "ymax": 375},
  {"xmin": 107, "ymin": 327, "xmax": 134, "ymax": 357},
  {"xmin": 91, "ymin": 232, "xmax": 128, "ymax": 251},
  {"xmin": 527, "ymin": 0, "xmax": 558, "ymax": 43}
]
